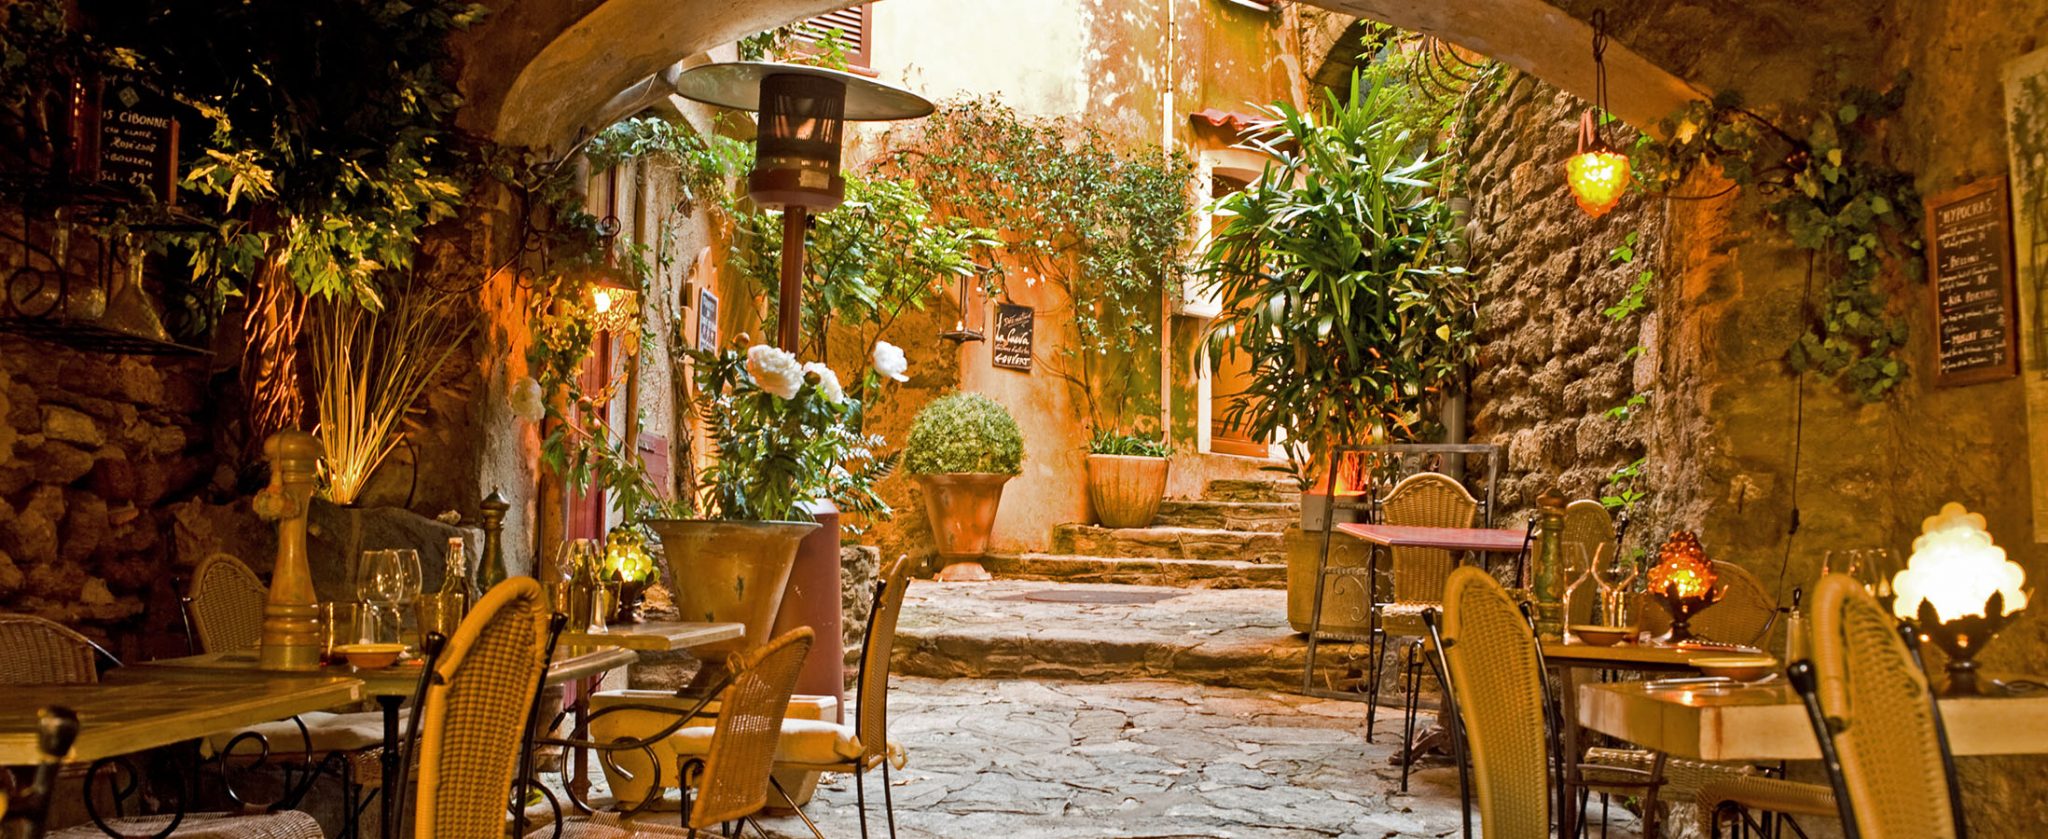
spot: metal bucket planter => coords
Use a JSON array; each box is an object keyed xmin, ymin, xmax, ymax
[
  {"xmin": 646, "ymin": 518, "xmax": 818, "ymax": 649},
  {"xmin": 916, "ymin": 473, "xmax": 1013, "ymax": 581},
  {"xmin": 1085, "ymin": 454, "xmax": 1170, "ymax": 528}
]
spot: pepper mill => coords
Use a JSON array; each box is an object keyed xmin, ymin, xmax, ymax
[
  {"xmin": 254, "ymin": 430, "xmax": 324, "ymax": 671},
  {"xmin": 1531, "ymin": 487, "xmax": 1568, "ymax": 641},
  {"xmin": 479, "ymin": 488, "xmax": 511, "ymax": 592}
]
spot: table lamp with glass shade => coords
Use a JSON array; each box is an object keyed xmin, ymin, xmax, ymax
[
  {"xmin": 1891, "ymin": 502, "xmax": 2030, "ymax": 695},
  {"xmin": 1648, "ymin": 530, "xmax": 1721, "ymax": 643},
  {"xmin": 672, "ymin": 62, "xmax": 934, "ymax": 352}
]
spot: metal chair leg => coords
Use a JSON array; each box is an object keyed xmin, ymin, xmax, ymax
[
  {"xmin": 1399, "ymin": 640, "xmax": 1422, "ymax": 793},
  {"xmin": 854, "ymin": 766, "xmax": 870, "ymax": 839},
  {"xmin": 881, "ymin": 759, "xmax": 899, "ymax": 839},
  {"xmin": 770, "ymin": 776, "xmax": 827, "ymax": 839}
]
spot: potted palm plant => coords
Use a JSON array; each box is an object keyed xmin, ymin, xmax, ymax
[
  {"xmin": 646, "ymin": 344, "xmax": 892, "ymax": 648},
  {"xmin": 905, "ymin": 392, "xmax": 1024, "ymax": 581},
  {"xmin": 1085, "ymin": 431, "xmax": 1171, "ymax": 528}
]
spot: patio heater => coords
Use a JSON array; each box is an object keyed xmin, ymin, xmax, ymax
[{"xmin": 672, "ymin": 62, "xmax": 934, "ymax": 352}]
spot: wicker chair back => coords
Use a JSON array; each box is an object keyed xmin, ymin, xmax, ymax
[
  {"xmin": 1440, "ymin": 566, "xmax": 1551, "ymax": 837},
  {"xmin": 190, "ymin": 553, "xmax": 268, "ymax": 654}
]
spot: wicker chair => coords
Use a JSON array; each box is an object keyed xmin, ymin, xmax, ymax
[
  {"xmin": 0, "ymin": 614, "xmax": 109, "ymax": 685},
  {"xmin": 186, "ymin": 553, "xmax": 386, "ymax": 838},
  {"xmin": 1438, "ymin": 566, "xmax": 1551, "ymax": 837},
  {"xmin": 1638, "ymin": 561, "xmax": 1777, "ymax": 647},
  {"xmin": 1794, "ymin": 573, "xmax": 1966, "ymax": 839},
  {"xmin": 1375, "ymin": 474, "xmax": 1478, "ymax": 783},
  {"xmin": 412, "ymin": 577, "xmax": 552, "ymax": 838}
]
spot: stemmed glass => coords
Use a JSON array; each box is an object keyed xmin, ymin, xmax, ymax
[
  {"xmin": 550, "ymin": 540, "xmax": 600, "ymax": 623},
  {"xmin": 356, "ymin": 550, "xmax": 403, "ymax": 644},
  {"xmin": 1597, "ymin": 543, "xmax": 1639, "ymax": 630},
  {"xmin": 1561, "ymin": 544, "xmax": 1595, "ymax": 638},
  {"xmin": 390, "ymin": 549, "xmax": 423, "ymax": 650}
]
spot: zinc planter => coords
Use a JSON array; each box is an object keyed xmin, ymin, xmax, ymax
[
  {"xmin": 916, "ymin": 473, "xmax": 1014, "ymax": 581},
  {"xmin": 647, "ymin": 518, "xmax": 819, "ymax": 649},
  {"xmin": 1086, "ymin": 454, "xmax": 1170, "ymax": 528}
]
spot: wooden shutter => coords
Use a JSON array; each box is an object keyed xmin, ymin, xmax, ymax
[{"xmin": 797, "ymin": 4, "xmax": 873, "ymax": 71}]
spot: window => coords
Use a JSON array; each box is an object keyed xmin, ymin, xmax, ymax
[{"xmin": 796, "ymin": 4, "xmax": 873, "ymax": 72}]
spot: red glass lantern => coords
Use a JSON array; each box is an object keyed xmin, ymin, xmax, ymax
[{"xmin": 1563, "ymin": 11, "xmax": 1632, "ymax": 218}]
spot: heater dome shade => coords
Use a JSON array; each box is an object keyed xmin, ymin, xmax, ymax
[{"xmin": 671, "ymin": 61, "xmax": 933, "ymax": 121}]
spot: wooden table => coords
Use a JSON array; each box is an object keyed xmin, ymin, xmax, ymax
[
  {"xmin": 558, "ymin": 620, "xmax": 744, "ymax": 652},
  {"xmin": 1579, "ymin": 681, "xmax": 2048, "ymax": 761},
  {"xmin": 1542, "ymin": 639, "xmax": 1725, "ymax": 839},
  {"xmin": 0, "ymin": 676, "xmax": 363, "ymax": 765}
]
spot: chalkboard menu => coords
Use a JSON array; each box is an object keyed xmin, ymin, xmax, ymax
[
  {"xmin": 87, "ymin": 74, "xmax": 180, "ymax": 204},
  {"xmin": 992, "ymin": 303, "xmax": 1033, "ymax": 371},
  {"xmin": 1927, "ymin": 176, "xmax": 2020, "ymax": 386}
]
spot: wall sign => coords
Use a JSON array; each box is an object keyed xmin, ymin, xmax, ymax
[
  {"xmin": 87, "ymin": 74, "xmax": 180, "ymax": 204},
  {"xmin": 992, "ymin": 303, "xmax": 1033, "ymax": 371},
  {"xmin": 696, "ymin": 287, "xmax": 719, "ymax": 351},
  {"xmin": 2002, "ymin": 47, "xmax": 2048, "ymax": 540},
  {"xmin": 1926, "ymin": 176, "xmax": 2020, "ymax": 386}
]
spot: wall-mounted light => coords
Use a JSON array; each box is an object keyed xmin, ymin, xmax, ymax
[
  {"xmin": 1564, "ymin": 10, "xmax": 1631, "ymax": 218},
  {"xmin": 587, "ymin": 264, "xmax": 639, "ymax": 336},
  {"xmin": 940, "ymin": 272, "xmax": 985, "ymax": 343}
]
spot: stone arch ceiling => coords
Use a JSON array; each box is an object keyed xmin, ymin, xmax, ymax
[{"xmin": 470, "ymin": 0, "xmax": 1879, "ymax": 153}]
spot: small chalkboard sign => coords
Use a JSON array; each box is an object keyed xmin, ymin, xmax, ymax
[
  {"xmin": 1927, "ymin": 176, "xmax": 2020, "ymax": 386},
  {"xmin": 89, "ymin": 74, "xmax": 180, "ymax": 204},
  {"xmin": 992, "ymin": 303, "xmax": 1033, "ymax": 371}
]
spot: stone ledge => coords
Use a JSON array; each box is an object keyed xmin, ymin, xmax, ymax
[{"xmin": 983, "ymin": 553, "xmax": 1285, "ymax": 589}]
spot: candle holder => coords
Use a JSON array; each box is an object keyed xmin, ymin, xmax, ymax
[
  {"xmin": 1915, "ymin": 594, "xmax": 2013, "ymax": 696},
  {"xmin": 1652, "ymin": 580, "xmax": 1724, "ymax": 644},
  {"xmin": 1890, "ymin": 503, "xmax": 2030, "ymax": 696},
  {"xmin": 1647, "ymin": 530, "xmax": 1721, "ymax": 643}
]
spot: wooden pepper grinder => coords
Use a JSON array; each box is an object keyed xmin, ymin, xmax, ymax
[
  {"xmin": 1531, "ymin": 487, "xmax": 1568, "ymax": 641},
  {"xmin": 254, "ymin": 430, "xmax": 324, "ymax": 671}
]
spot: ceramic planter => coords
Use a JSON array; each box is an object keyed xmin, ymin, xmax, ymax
[
  {"xmin": 915, "ymin": 473, "xmax": 1013, "ymax": 580},
  {"xmin": 1085, "ymin": 454, "xmax": 1170, "ymax": 528},
  {"xmin": 646, "ymin": 518, "xmax": 818, "ymax": 648}
]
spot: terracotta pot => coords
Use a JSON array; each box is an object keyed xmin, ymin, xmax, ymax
[
  {"xmin": 916, "ymin": 473, "xmax": 1012, "ymax": 579},
  {"xmin": 1086, "ymin": 454, "xmax": 1170, "ymax": 528},
  {"xmin": 646, "ymin": 518, "xmax": 818, "ymax": 648},
  {"xmin": 772, "ymin": 501, "xmax": 845, "ymax": 721}
]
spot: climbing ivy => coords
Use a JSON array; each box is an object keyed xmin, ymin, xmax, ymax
[
  {"xmin": 1630, "ymin": 82, "xmax": 1924, "ymax": 401},
  {"xmin": 1598, "ymin": 232, "xmax": 1653, "ymax": 515}
]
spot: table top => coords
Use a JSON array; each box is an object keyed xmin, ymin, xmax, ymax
[
  {"xmin": 126, "ymin": 647, "xmax": 639, "ymax": 697},
  {"xmin": 1335, "ymin": 522, "xmax": 1527, "ymax": 553},
  {"xmin": 558, "ymin": 620, "xmax": 744, "ymax": 652},
  {"xmin": 1578, "ymin": 680, "xmax": 2048, "ymax": 761},
  {"xmin": 0, "ymin": 675, "xmax": 362, "ymax": 765},
  {"xmin": 1542, "ymin": 640, "xmax": 1746, "ymax": 671}
]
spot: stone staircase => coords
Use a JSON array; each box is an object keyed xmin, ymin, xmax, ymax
[{"xmin": 981, "ymin": 478, "xmax": 1299, "ymax": 589}]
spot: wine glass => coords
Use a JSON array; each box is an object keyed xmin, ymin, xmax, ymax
[
  {"xmin": 1598, "ymin": 544, "xmax": 1639, "ymax": 629},
  {"xmin": 1850, "ymin": 548, "xmax": 1901, "ymax": 610},
  {"xmin": 550, "ymin": 540, "xmax": 599, "ymax": 620},
  {"xmin": 357, "ymin": 550, "xmax": 402, "ymax": 644},
  {"xmin": 1562, "ymin": 544, "xmax": 1595, "ymax": 639},
  {"xmin": 391, "ymin": 548, "xmax": 424, "ymax": 613}
]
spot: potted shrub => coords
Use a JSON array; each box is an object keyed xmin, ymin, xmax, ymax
[
  {"xmin": 905, "ymin": 392, "xmax": 1024, "ymax": 581},
  {"xmin": 646, "ymin": 345, "xmax": 893, "ymax": 649},
  {"xmin": 1085, "ymin": 431, "xmax": 1171, "ymax": 528}
]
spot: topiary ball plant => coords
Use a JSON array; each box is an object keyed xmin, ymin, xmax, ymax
[{"xmin": 904, "ymin": 391, "xmax": 1024, "ymax": 475}]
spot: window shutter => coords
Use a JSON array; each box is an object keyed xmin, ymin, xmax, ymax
[{"xmin": 796, "ymin": 4, "xmax": 872, "ymax": 70}]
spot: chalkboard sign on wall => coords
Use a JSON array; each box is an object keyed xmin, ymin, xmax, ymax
[
  {"xmin": 992, "ymin": 303, "xmax": 1033, "ymax": 371},
  {"xmin": 87, "ymin": 74, "xmax": 180, "ymax": 204},
  {"xmin": 1927, "ymin": 176, "xmax": 2020, "ymax": 386}
]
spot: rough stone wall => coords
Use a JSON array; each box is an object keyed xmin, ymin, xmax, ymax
[
  {"xmin": 0, "ymin": 339, "xmax": 220, "ymax": 658},
  {"xmin": 1464, "ymin": 70, "xmax": 1665, "ymax": 521}
]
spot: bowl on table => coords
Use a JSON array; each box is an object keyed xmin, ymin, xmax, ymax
[
  {"xmin": 334, "ymin": 643, "xmax": 406, "ymax": 670},
  {"xmin": 1570, "ymin": 624, "xmax": 1637, "ymax": 647},
  {"xmin": 1692, "ymin": 655, "xmax": 1780, "ymax": 682}
]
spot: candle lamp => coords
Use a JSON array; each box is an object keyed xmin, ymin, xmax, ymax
[
  {"xmin": 1648, "ymin": 530, "xmax": 1722, "ymax": 643},
  {"xmin": 1562, "ymin": 10, "xmax": 1632, "ymax": 218},
  {"xmin": 1891, "ymin": 503, "xmax": 2030, "ymax": 695}
]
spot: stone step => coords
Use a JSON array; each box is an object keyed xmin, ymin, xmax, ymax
[
  {"xmin": 1155, "ymin": 499, "xmax": 1298, "ymax": 532},
  {"xmin": 891, "ymin": 579, "xmax": 1428, "ymax": 704},
  {"xmin": 1049, "ymin": 523, "xmax": 1285, "ymax": 564},
  {"xmin": 1202, "ymin": 477, "xmax": 1302, "ymax": 503},
  {"xmin": 982, "ymin": 553, "xmax": 1286, "ymax": 588}
]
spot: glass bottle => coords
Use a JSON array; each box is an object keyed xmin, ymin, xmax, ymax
[
  {"xmin": 568, "ymin": 540, "xmax": 597, "ymax": 629},
  {"xmin": 437, "ymin": 536, "xmax": 473, "ymax": 627}
]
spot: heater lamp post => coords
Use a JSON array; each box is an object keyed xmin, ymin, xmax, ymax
[{"xmin": 673, "ymin": 62, "xmax": 934, "ymax": 353}]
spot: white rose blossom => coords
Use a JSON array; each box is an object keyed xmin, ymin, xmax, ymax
[
  {"xmin": 745, "ymin": 344, "xmax": 804, "ymax": 399},
  {"xmin": 803, "ymin": 362, "xmax": 846, "ymax": 403},
  {"xmin": 509, "ymin": 376, "xmax": 546, "ymax": 422},
  {"xmin": 872, "ymin": 340, "xmax": 910, "ymax": 383}
]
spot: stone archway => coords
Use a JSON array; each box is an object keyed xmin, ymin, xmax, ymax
[{"xmin": 470, "ymin": 0, "xmax": 1703, "ymax": 154}]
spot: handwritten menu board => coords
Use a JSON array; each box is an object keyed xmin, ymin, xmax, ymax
[
  {"xmin": 91, "ymin": 74, "xmax": 180, "ymax": 204},
  {"xmin": 992, "ymin": 303, "xmax": 1033, "ymax": 371},
  {"xmin": 1928, "ymin": 176, "xmax": 2020, "ymax": 386}
]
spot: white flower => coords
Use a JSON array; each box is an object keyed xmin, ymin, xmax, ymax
[
  {"xmin": 745, "ymin": 344, "xmax": 804, "ymax": 399},
  {"xmin": 803, "ymin": 362, "xmax": 846, "ymax": 403},
  {"xmin": 510, "ymin": 376, "xmax": 546, "ymax": 422},
  {"xmin": 873, "ymin": 340, "xmax": 910, "ymax": 382}
]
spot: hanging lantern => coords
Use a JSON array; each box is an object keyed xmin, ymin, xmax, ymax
[
  {"xmin": 1891, "ymin": 502, "xmax": 2031, "ymax": 695},
  {"xmin": 940, "ymin": 272, "xmax": 985, "ymax": 343},
  {"xmin": 1563, "ymin": 10, "xmax": 1632, "ymax": 218},
  {"xmin": 586, "ymin": 264, "xmax": 640, "ymax": 336},
  {"xmin": 1648, "ymin": 530, "xmax": 1722, "ymax": 642}
]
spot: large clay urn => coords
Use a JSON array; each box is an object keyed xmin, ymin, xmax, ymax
[
  {"xmin": 915, "ymin": 473, "xmax": 1013, "ymax": 581},
  {"xmin": 647, "ymin": 519, "xmax": 819, "ymax": 649},
  {"xmin": 1085, "ymin": 454, "xmax": 1170, "ymax": 528}
]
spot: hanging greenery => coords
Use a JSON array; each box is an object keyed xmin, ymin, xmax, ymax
[
  {"xmin": 880, "ymin": 98, "xmax": 1195, "ymax": 437},
  {"xmin": 1630, "ymin": 82, "xmax": 1924, "ymax": 401}
]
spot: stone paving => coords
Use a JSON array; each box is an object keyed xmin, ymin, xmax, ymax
[{"xmin": 741, "ymin": 676, "xmax": 1646, "ymax": 839}]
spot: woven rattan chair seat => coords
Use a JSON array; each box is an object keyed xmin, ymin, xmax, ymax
[
  {"xmin": 204, "ymin": 710, "xmax": 386, "ymax": 756},
  {"xmin": 523, "ymin": 811, "xmax": 694, "ymax": 837},
  {"xmin": 1695, "ymin": 775, "xmax": 1838, "ymax": 816},
  {"xmin": 49, "ymin": 810, "xmax": 322, "ymax": 838}
]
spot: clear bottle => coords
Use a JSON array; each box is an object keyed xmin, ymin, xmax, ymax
[
  {"xmin": 438, "ymin": 536, "xmax": 474, "ymax": 627},
  {"xmin": 568, "ymin": 542, "xmax": 597, "ymax": 629}
]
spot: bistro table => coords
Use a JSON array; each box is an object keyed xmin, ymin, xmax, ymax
[
  {"xmin": 551, "ymin": 620, "xmax": 745, "ymax": 808},
  {"xmin": 1542, "ymin": 638, "xmax": 1734, "ymax": 839},
  {"xmin": 1579, "ymin": 680, "xmax": 2048, "ymax": 761},
  {"xmin": 0, "ymin": 676, "xmax": 362, "ymax": 766},
  {"xmin": 117, "ymin": 646, "xmax": 638, "ymax": 837}
]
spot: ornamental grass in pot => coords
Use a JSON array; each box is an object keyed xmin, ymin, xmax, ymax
[
  {"xmin": 647, "ymin": 345, "xmax": 894, "ymax": 649},
  {"xmin": 1086, "ymin": 431, "xmax": 1171, "ymax": 528},
  {"xmin": 905, "ymin": 392, "xmax": 1024, "ymax": 581}
]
